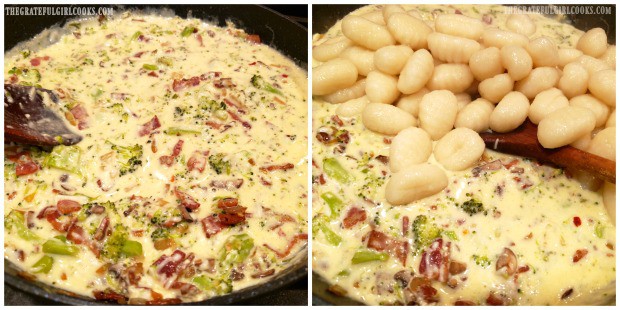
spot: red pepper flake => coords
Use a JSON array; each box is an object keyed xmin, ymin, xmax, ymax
[{"xmin": 573, "ymin": 216, "xmax": 581, "ymax": 227}]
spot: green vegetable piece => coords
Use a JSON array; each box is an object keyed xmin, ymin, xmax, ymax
[
  {"xmin": 472, "ymin": 254, "xmax": 491, "ymax": 267},
  {"xmin": 23, "ymin": 68, "xmax": 41, "ymax": 83},
  {"xmin": 121, "ymin": 240, "xmax": 143, "ymax": 257},
  {"xmin": 130, "ymin": 31, "xmax": 142, "ymax": 41},
  {"xmin": 142, "ymin": 64, "xmax": 158, "ymax": 71},
  {"xmin": 156, "ymin": 56, "xmax": 173, "ymax": 67},
  {"xmin": 5, "ymin": 211, "xmax": 41, "ymax": 241},
  {"xmin": 460, "ymin": 198, "xmax": 484, "ymax": 216},
  {"xmin": 320, "ymin": 192, "xmax": 344, "ymax": 218},
  {"xmin": 219, "ymin": 233, "xmax": 254, "ymax": 266},
  {"xmin": 412, "ymin": 215, "xmax": 441, "ymax": 249},
  {"xmin": 313, "ymin": 216, "xmax": 342, "ymax": 246},
  {"xmin": 164, "ymin": 127, "xmax": 201, "ymax": 135},
  {"xmin": 192, "ymin": 275, "xmax": 232, "ymax": 294},
  {"xmin": 250, "ymin": 75, "xmax": 283, "ymax": 96},
  {"xmin": 42, "ymin": 238, "xmax": 79, "ymax": 256},
  {"xmin": 209, "ymin": 153, "xmax": 231, "ymax": 175},
  {"xmin": 322, "ymin": 158, "xmax": 353, "ymax": 184},
  {"xmin": 351, "ymin": 250, "xmax": 389, "ymax": 264},
  {"xmin": 107, "ymin": 141, "xmax": 143, "ymax": 176},
  {"xmin": 595, "ymin": 222, "xmax": 605, "ymax": 238},
  {"xmin": 43, "ymin": 145, "xmax": 82, "ymax": 175},
  {"xmin": 443, "ymin": 230, "xmax": 459, "ymax": 241},
  {"xmin": 32, "ymin": 255, "xmax": 54, "ymax": 274},
  {"xmin": 181, "ymin": 26, "xmax": 196, "ymax": 37}
]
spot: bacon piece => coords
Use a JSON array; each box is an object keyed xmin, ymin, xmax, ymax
[
  {"xmin": 263, "ymin": 233, "xmax": 308, "ymax": 258},
  {"xmin": 227, "ymin": 110, "xmax": 252, "ymax": 129},
  {"xmin": 486, "ymin": 292, "xmax": 507, "ymax": 306},
  {"xmin": 449, "ymin": 261, "xmax": 467, "ymax": 275},
  {"xmin": 170, "ymin": 281, "xmax": 200, "ymax": 295},
  {"xmin": 30, "ymin": 58, "xmax": 41, "ymax": 66},
  {"xmin": 210, "ymin": 178, "xmax": 244, "ymax": 190},
  {"xmin": 259, "ymin": 163, "xmax": 294, "ymax": 173},
  {"xmin": 94, "ymin": 217, "xmax": 110, "ymax": 241},
  {"xmin": 573, "ymin": 249, "xmax": 588, "ymax": 263},
  {"xmin": 26, "ymin": 211, "xmax": 35, "ymax": 228},
  {"xmin": 93, "ymin": 289, "xmax": 127, "ymax": 304},
  {"xmin": 214, "ymin": 78, "xmax": 235, "ymax": 88},
  {"xmin": 195, "ymin": 34, "xmax": 204, "ymax": 47},
  {"xmin": 246, "ymin": 34, "xmax": 261, "ymax": 44},
  {"xmin": 45, "ymin": 210, "xmax": 69, "ymax": 232},
  {"xmin": 70, "ymin": 104, "xmax": 89, "ymax": 130},
  {"xmin": 205, "ymin": 121, "xmax": 223, "ymax": 130},
  {"xmin": 573, "ymin": 216, "xmax": 582, "ymax": 227},
  {"xmin": 402, "ymin": 216, "xmax": 409, "ymax": 237},
  {"xmin": 153, "ymin": 250, "xmax": 187, "ymax": 287},
  {"xmin": 187, "ymin": 152, "xmax": 207, "ymax": 172},
  {"xmin": 472, "ymin": 159, "xmax": 502, "ymax": 176},
  {"xmin": 125, "ymin": 262, "xmax": 143, "ymax": 286},
  {"xmin": 407, "ymin": 277, "xmax": 438, "ymax": 304},
  {"xmin": 138, "ymin": 116, "xmax": 161, "ymax": 137},
  {"xmin": 159, "ymin": 155, "xmax": 175, "ymax": 166},
  {"xmin": 342, "ymin": 207, "xmax": 366, "ymax": 229},
  {"xmin": 366, "ymin": 230, "xmax": 409, "ymax": 266},
  {"xmin": 174, "ymin": 188, "xmax": 200, "ymax": 211},
  {"xmin": 201, "ymin": 216, "xmax": 225, "ymax": 238},
  {"xmin": 419, "ymin": 238, "xmax": 451, "ymax": 282},
  {"xmin": 176, "ymin": 203, "xmax": 194, "ymax": 222},
  {"xmin": 57, "ymin": 200, "xmax": 81, "ymax": 214},
  {"xmin": 9, "ymin": 151, "xmax": 40, "ymax": 176},
  {"xmin": 496, "ymin": 247, "xmax": 517, "ymax": 275},
  {"xmin": 66, "ymin": 224, "xmax": 87, "ymax": 245},
  {"xmin": 146, "ymin": 298, "xmax": 182, "ymax": 305},
  {"xmin": 454, "ymin": 300, "xmax": 476, "ymax": 306},
  {"xmin": 251, "ymin": 269, "xmax": 275, "ymax": 279},
  {"xmin": 217, "ymin": 197, "xmax": 239, "ymax": 209},
  {"xmin": 172, "ymin": 76, "xmax": 200, "ymax": 92}
]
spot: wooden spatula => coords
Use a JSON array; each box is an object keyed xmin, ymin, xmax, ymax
[
  {"xmin": 479, "ymin": 120, "xmax": 615, "ymax": 184},
  {"xmin": 5, "ymin": 84, "xmax": 82, "ymax": 147}
]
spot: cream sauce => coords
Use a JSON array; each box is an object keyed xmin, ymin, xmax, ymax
[
  {"xmin": 5, "ymin": 12, "xmax": 307, "ymax": 303},
  {"xmin": 312, "ymin": 4, "xmax": 615, "ymax": 306}
]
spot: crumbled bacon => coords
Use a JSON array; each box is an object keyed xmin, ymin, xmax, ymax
[
  {"xmin": 449, "ymin": 261, "xmax": 467, "ymax": 275},
  {"xmin": 66, "ymin": 224, "xmax": 87, "ymax": 245},
  {"xmin": 402, "ymin": 216, "xmax": 409, "ymax": 237},
  {"xmin": 210, "ymin": 179, "xmax": 244, "ymax": 190},
  {"xmin": 454, "ymin": 300, "xmax": 476, "ymax": 306},
  {"xmin": 246, "ymin": 34, "xmax": 261, "ymax": 44},
  {"xmin": 366, "ymin": 230, "xmax": 409, "ymax": 265},
  {"xmin": 170, "ymin": 281, "xmax": 200, "ymax": 295},
  {"xmin": 419, "ymin": 238, "xmax": 451, "ymax": 282},
  {"xmin": 172, "ymin": 76, "xmax": 200, "ymax": 92},
  {"xmin": 486, "ymin": 292, "xmax": 508, "ymax": 306},
  {"xmin": 9, "ymin": 152, "xmax": 39, "ymax": 176},
  {"xmin": 472, "ymin": 160, "xmax": 502, "ymax": 176},
  {"xmin": 171, "ymin": 140, "xmax": 183, "ymax": 156},
  {"xmin": 259, "ymin": 163, "xmax": 294, "ymax": 173},
  {"xmin": 214, "ymin": 78, "xmax": 235, "ymax": 88},
  {"xmin": 251, "ymin": 269, "xmax": 275, "ymax": 279},
  {"xmin": 408, "ymin": 277, "xmax": 438, "ymax": 304},
  {"xmin": 94, "ymin": 217, "xmax": 110, "ymax": 241},
  {"xmin": 227, "ymin": 110, "xmax": 252, "ymax": 129},
  {"xmin": 195, "ymin": 33, "xmax": 204, "ymax": 47},
  {"xmin": 70, "ymin": 104, "xmax": 89, "ymax": 130},
  {"xmin": 153, "ymin": 250, "xmax": 189, "ymax": 288},
  {"xmin": 159, "ymin": 156, "xmax": 175, "ymax": 166},
  {"xmin": 138, "ymin": 116, "xmax": 161, "ymax": 137},
  {"xmin": 93, "ymin": 289, "xmax": 127, "ymax": 304},
  {"xmin": 30, "ymin": 58, "xmax": 41, "ymax": 66},
  {"xmin": 201, "ymin": 216, "xmax": 225, "ymax": 238},
  {"xmin": 57, "ymin": 200, "xmax": 81, "ymax": 214},
  {"xmin": 573, "ymin": 249, "xmax": 588, "ymax": 263},
  {"xmin": 263, "ymin": 233, "xmax": 308, "ymax": 258},
  {"xmin": 174, "ymin": 188, "xmax": 200, "ymax": 211},
  {"xmin": 342, "ymin": 207, "xmax": 366, "ymax": 229},
  {"xmin": 187, "ymin": 152, "xmax": 207, "ymax": 172},
  {"xmin": 573, "ymin": 216, "xmax": 582, "ymax": 227},
  {"xmin": 145, "ymin": 298, "xmax": 182, "ymax": 305}
]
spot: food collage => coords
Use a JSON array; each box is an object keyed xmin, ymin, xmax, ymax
[{"xmin": 2, "ymin": 3, "xmax": 616, "ymax": 307}]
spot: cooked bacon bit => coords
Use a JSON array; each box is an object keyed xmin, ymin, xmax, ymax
[
  {"xmin": 251, "ymin": 269, "xmax": 275, "ymax": 279},
  {"xmin": 14, "ymin": 154, "xmax": 39, "ymax": 176},
  {"xmin": 259, "ymin": 176, "xmax": 272, "ymax": 186},
  {"xmin": 174, "ymin": 188, "xmax": 200, "ymax": 211},
  {"xmin": 148, "ymin": 71, "xmax": 159, "ymax": 77},
  {"xmin": 66, "ymin": 224, "xmax": 87, "ymax": 245},
  {"xmin": 210, "ymin": 178, "xmax": 244, "ymax": 190},
  {"xmin": 482, "ymin": 14, "xmax": 493, "ymax": 25},
  {"xmin": 419, "ymin": 238, "xmax": 451, "ymax": 282},
  {"xmin": 90, "ymin": 204, "xmax": 106, "ymax": 215},
  {"xmin": 170, "ymin": 281, "xmax": 200, "ymax": 295},
  {"xmin": 486, "ymin": 292, "xmax": 507, "ymax": 306},
  {"xmin": 227, "ymin": 110, "xmax": 252, "ymax": 129},
  {"xmin": 259, "ymin": 163, "xmax": 294, "ymax": 173},
  {"xmin": 454, "ymin": 300, "xmax": 475, "ymax": 306},
  {"xmin": 573, "ymin": 249, "xmax": 588, "ymax": 263},
  {"xmin": 132, "ymin": 230, "xmax": 144, "ymax": 237},
  {"xmin": 200, "ymin": 71, "xmax": 221, "ymax": 80},
  {"xmin": 217, "ymin": 197, "xmax": 238, "ymax": 208},
  {"xmin": 57, "ymin": 199, "xmax": 81, "ymax": 214},
  {"xmin": 246, "ymin": 34, "xmax": 261, "ymax": 44},
  {"xmin": 393, "ymin": 270, "xmax": 414, "ymax": 288},
  {"xmin": 342, "ymin": 207, "xmax": 367, "ymax": 229},
  {"xmin": 25, "ymin": 211, "xmax": 35, "ymax": 229},
  {"xmin": 176, "ymin": 203, "xmax": 194, "ymax": 222},
  {"xmin": 331, "ymin": 115, "xmax": 344, "ymax": 126},
  {"xmin": 383, "ymin": 137, "xmax": 392, "ymax": 144},
  {"xmin": 30, "ymin": 58, "xmax": 41, "ymax": 66},
  {"xmin": 146, "ymin": 298, "xmax": 182, "ymax": 305},
  {"xmin": 316, "ymin": 132, "xmax": 332, "ymax": 144},
  {"xmin": 606, "ymin": 243, "xmax": 614, "ymax": 250},
  {"xmin": 172, "ymin": 76, "xmax": 200, "ymax": 92},
  {"xmin": 472, "ymin": 160, "xmax": 502, "ymax": 176},
  {"xmin": 201, "ymin": 216, "xmax": 225, "ymax": 238},
  {"xmin": 153, "ymin": 250, "xmax": 188, "ymax": 285},
  {"xmin": 187, "ymin": 152, "xmax": 207, "ymax": 172},
  {"xmin": 274, "ymin": 97, "xmax": 286, "ymax": 105},
  {"xmin": 45, "ymin": 210, "xmax": 70, "ymax": 232},
  {"xmin": 195, "ymin": 33, "xmax": 204, "ymax": 47},
  {"xmin": 449, "ymin": 261, "xmax": 467, "ymax": 275},
  {"xmin": 138, "ymin": 116, "xmax": 161, "ymax": 137},
  {"xmin": 70, "ymin": 104, "xmax": 89, "ymax": 130},
  {"xmin": 151, "ymin": 135, "xmax": 158, "ymax": 153},
  {"xmin": 16, "ymin": 250, "xmax": 25, "ymax": 262},
  {"xmin": 496, "ymin": 247, "xmax": 518, "ymax": 275},
  {"xmin": 454, "ymin": 9, "xmax": 463, "ymax": 14},
  {"xmin": 214, "ymin": 78, "xmax": 235, "ymax": 88},
  {"xmin": 366, "ymin": 230, "xmax": 409, "ymax": 266},
  {"xmin": 171, "ymin": 140, "xmax": 184, "ymax": 157},
  {"xmin": 94, "ymin": 217, "xmax": 110, "ymax": 241},
  {"xmin": 205, "ymin": 121, "xmax": 223, "ymax": 130},
  {"xmin": 408, "ymin": 277, "xmax": 438, "ymax": 303},
  {"xmin": 517, "ymin": 265, "xmax": 530, "ymax": 273},
  {"xmin": 561, "ymin": 288, "xmax": 574, "ymax": 299},
  {"xmin": 375, "ymin": 155, "xmax": 389, "ymax": 165},
  {"xmin": 159, "ymin": 155, "xmax": 175, "ymax": 166},
  {"xmin": 93, "ymin": 289, "xmax": 127, "ymax": 304},
  {"xmin": 573, "ymin": 216, "xmax": 582, "ymax": 227},
  {"xmin": 264, "ymin": 234, "xmax": 308, "ymax": 259}
]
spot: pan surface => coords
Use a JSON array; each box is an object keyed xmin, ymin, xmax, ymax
[
  {"xmin": 4, "ymin": 4, "xmax": 308, "ymax": 305},
  {"xmin": 311, "ymin": 4, "xmax": 615, "ymax": 306}
]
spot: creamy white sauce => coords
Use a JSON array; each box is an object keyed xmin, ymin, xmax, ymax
[
  {"xmin": 312, "ymin": 4, "xmax": 615, "ymax": 306},
  {"xmin": 5, "ymin": 12, "xmax": 307, "ymax": 303}
]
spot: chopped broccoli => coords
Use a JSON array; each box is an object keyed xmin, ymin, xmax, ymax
[
  {"xmin": 209, "ymin": 153, "xmax": 231, "ymax": 175},
  {"xmin": 107, "ymin": 103, "xmax": 129, "ymax": 122},
  {"xmin": 472, "ymin": 254, "xmax": 491, "ymax": 267},
  {"xmin": 101, "ymin": 224, "xmax": 142, "ymax": 260},
  {"xmin": 43, "ymin": 145, "xmax": 82, "ymax": 175},
  {"xmin": 460, "ymin": 198, "xmax": 484, "ymax": 216},
  {"xmin": 251, "ymin": 75, "xmax": 283, "ymax": 96},
  {"xmin": 412, "ymin": 215, "xmax": 441, "ymax": 249},
  {"xmin": 107, "ymin": 141, "xmax": 143, "ymax": 176}
]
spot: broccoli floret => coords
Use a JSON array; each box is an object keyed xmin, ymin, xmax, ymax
[
  {"xmin": 209, "ymin": 153, "xmax": 231, "ymax": 175},
  {"xmin": 472, "ymin": 254, "xmax": 491, "ymax": 267},
  {"xmin": 412, "ymin": 215, "xmax": 441, "ymax": 249},
  {"xmin": 101, "ymin": 224, "xmax": 128, "ymax": 261},
  {"xmin": 460, "ymin": 198, "xmax": 484, "ymax": 216},
  {"xmin": 107, "ymin": 142, "xmax": 143, "ymax": 176},
  {"xmin": 251, "ymin": 75, "xmax": 283, "ymax": 96},
  {"xmin": 107, "ymin": 103, "xmax": 129, "ymax": 122}
]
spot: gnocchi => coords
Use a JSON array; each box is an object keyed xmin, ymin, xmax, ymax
[
  {"xmin": 528, "ymin": 88, "xmax": 569, "ymax": 124},
  {"xmin": 478, "ymin": 73, "xmax": 514, "ymax": 103},
  {"xmin": 312, "ymin": 58, "xmax": 358, "ymax": 96},
  {"xmin": 396, "ymin": 88, "xmax": 430, "ymax": 117},
  {"xmin": 455, "ymin": 98, "xmax": 495, "ymax": 132},
  {"xmin": 374, "ymin": 45, "xmax": 414, "ymax": 75},
  {"xmin": 588, "ymin": 69, "xmax": 616, "ymax": 107},
  {"xmin": 433, "ymin": 128, "xmax": 485, "ymax": 171},
  {"xmin": 398, "ymin": 49, "xmax": 434, "ymax": 94},
  {"xmin": 341, "ymin": 15, "xmax": 396, "ymax": 50},
  {"xmin": 322, "ymin": 79, "xmax": 366, "ymax": 104},
  {"xmin": 313, "ymin": 36, "xmax": 353, "ymax": 62},
  {"xmin": 506, "ymin": 13, "xmax": 536, "ymax": 36},
  {"xmin": 557, "ymin": 48, "xmax": 584, "ymax": 68},
  {"xmin": 387, "ymin": 13, "xmax": 433, "ymax": 50},
  {"xmin": 557, "ymin": 62, "xmax": 589, "ymax": 99},
  {"xmin": 365, "ymin": 71, "xmax": 400, "ymax": 104},
  {"xmin": 537, "ymin": 106, "xmax": 596, "ymax": 148},
  {"xmin": 426, "ymin": 63, "xmax": 474, "ymax": 93},
  {"xmin": 469, "ymin": 47, "xmax": 505, "ymax": 81},
  {"xmin": 385, "ymin": 163, "xmax": 448, "ymax": 205},
  {"xmin": 500, "ymin": 45, "xmax": 533, "ymax": 81},
  {"xmin": 489, "ymin": 91, "xmax": 530, "ymax": 133},
  {"xmin": 569, "ymin": 94, "xmax": 610, "ymax": 128},
  {"xmin": 482, "ymin": 28, "xmax": 529, "ymax": 49},
  {"xmin": 527, "ymin": 36, "xmax": 559, "ymax": 67},
  {"xmin": 587, "ymin": 126, "xmax": 615, "ymax": 161},
  {"xmin": 514, "ymin": 67, "xmax": 560, "ymax": 99},
  {"xmin": 389, "ymin": 127, "xmax": 433, "ymax": 172},
  {"xmin": 336, "ymin": 96, "xmax": 369, "ymax": 118},
  {"xmin": 427, "ymin": 32, "xmax": 481, "ymax": 64},
  {"xmin": 419, "ymin": 90, "xmax": 458, "ymax": 140},
  {"xmin": 362, "ymin": 102, "xmax": 417, "ymax": 135},
  {"xmin": 435, "ymin": 14, "xmax": 484, "ymax": 40},
  {"xmin": 576, "ymin": 27, "xmax": 608, "ymax": 58},
  {"xmin": 340, "ymin": 46, "xmax": 376, "ymax": 76}
]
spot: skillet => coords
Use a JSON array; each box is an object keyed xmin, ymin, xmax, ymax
[
  {"xmin": 311, "ymin": 3, "xmax": 615, "ymax": 306},
  {"xmin": 4, "ymin": 4, "xmax": 308, "ymax": 305}
]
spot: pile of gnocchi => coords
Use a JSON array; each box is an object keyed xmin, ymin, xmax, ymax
[{"xmin": 312, "ymin": 5, "xmax": 616, "ymax": 207}]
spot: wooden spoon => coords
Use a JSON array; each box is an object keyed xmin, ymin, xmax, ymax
[
  {"xmin": 5, "ymin": 84, "xmax": 82, "ymax": 147},
  {"xmin": 479, "ymin": 120, "xmax": 615, "ymax": 184}
]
